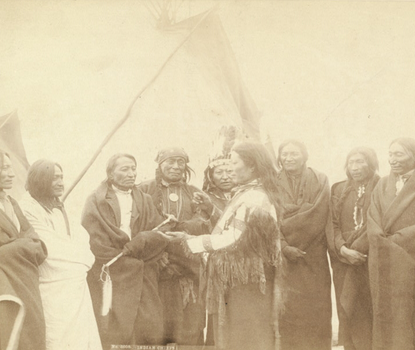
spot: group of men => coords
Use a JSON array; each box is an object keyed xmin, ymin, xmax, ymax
[{"xmin": 1, "ymin": 136, "xmax": 415, "ymax": 350}]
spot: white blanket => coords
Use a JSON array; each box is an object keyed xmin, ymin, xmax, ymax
[{"xmin": 20, "ymin": 195, "xmax": 102, "ymax": 350}]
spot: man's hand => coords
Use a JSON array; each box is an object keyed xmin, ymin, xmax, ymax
[
  {"xmin": 192, "ymin": 192, "xmax": 214, "ymax": 216},
  {"xmin": 283, "ymin": 246, "xmax": 306, "ymax": 262},
  {"xmin": 161, "ymin": 231, "xmax": 190, "ymax": 240},
  {"xmin": 340, "ymin": 246, "xmax": 367, "ymax": 265}
]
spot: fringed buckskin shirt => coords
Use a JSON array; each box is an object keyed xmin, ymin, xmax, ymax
[{"xmin": 184, "ymin": 180, "xmax": 283, "ymax": 350}]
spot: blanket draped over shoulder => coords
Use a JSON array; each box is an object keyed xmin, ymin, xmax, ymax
[
  {"xmin": 367, "ymin": 172, "xmax": 415, "ymax": 350},
  {"xmin": 0, "ymin": 197, "xmax": 47, "ymax": 350},
  {"xmin": 82, "ymin": 182, "xmax": 168, "ymax": 346},
  {"xmin": 277, "ymin": 167, "xmax": 332, "ymax": 350},
  {"xmin": 328, "ymin": 174, "xmax": 379, "ymax": 350}
]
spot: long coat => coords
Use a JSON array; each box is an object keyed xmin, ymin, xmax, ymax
[
  {"xmin": 367, "ymin": 172, "xmax": 415, "ymax": 350},
  {"xmin": 82, "ymin": 182, "xmax": 168, "ymax": 347},
  {"xmin": 0, "ymin": 196, "xmax": 47, "ymax": 350},
  {"xmin": 277, "ymin": 167, "xmax": 332, "ymax": 350},
  {"xmin": 329, "ymin": 174, "xmax": 379, "ymax": 350}
]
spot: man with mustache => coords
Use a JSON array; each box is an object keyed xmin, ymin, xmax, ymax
[
  {"xmin": 82, "ymin": 153, "xmax": 170, "ymax": 349},
  {"xmin": 367, "ymin": 137, "xmax": 415, "ymax": 350},
  {"xmin": 0, "ymin": 151, "xmax": 47, "ymax": 350},
  {"xmin": 139, "ymin": 147, "xmax": 211, "ymax": 346}
]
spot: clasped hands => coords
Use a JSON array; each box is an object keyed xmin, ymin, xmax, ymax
[{"xmin": 340, "ymin": 245, "xmax": 367, "ymax": 265}]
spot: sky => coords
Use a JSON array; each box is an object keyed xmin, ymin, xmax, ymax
[{"xmin": 1, "ymin": 0, "xmax": 415, "ymax": 215}]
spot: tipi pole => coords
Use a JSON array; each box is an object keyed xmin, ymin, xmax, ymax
[
  {"xmin": 62, "ymin": 6, "xmax": 216, "ymax": 202},
  {"xmin": 0, "ymin": 111, "xmax": 15, "ymax": 131}
]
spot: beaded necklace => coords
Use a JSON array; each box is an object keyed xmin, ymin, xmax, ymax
[{"xmin": 353, "ymin": 184, "xmax": 365, "ymax": 230}]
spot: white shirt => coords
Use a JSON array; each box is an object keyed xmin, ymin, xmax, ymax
[
  {"xmin": 112, "ymin": 185, "xmax": 133, "ymax": 239},
  {"xmin": 19, "ymin": 194, "xmax": 101, "ymax": 350},
  {"xmin": 396, "ymin": 169, "xmax": 415, "ymax": 195}
]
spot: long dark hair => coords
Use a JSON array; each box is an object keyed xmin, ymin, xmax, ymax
[
  {"xmin": 26, "ymin": 159, "xmax": 62, "ymax": 209},
  {"xmin": 232, "ymin": 142, "xmax": 282, "ymax": 217},
  {"xmin": 202, "ymin": 166, "xmax": 215, "ymax": 192},
  {"xmin": 344, "ymin": 146, "xmax": 378, "ymax": 180},
  {"xmin": 277, "ymin": 139, "xmax": 309, "ymax": 169},
  {"xmin": 333, "ymin": 147, "xmax": 379, "ymax": 221}
]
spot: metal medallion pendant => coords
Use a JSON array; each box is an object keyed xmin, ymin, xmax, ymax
[{"xmin": 169, "ymin": 193, "xmax": 179, "ymax": 202}]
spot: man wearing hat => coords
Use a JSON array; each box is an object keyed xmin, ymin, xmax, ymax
[{"xmin": 139, "ymin": 147, "xmax": 212, "ymax": 346}]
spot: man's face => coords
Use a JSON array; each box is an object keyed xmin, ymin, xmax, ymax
[
  {"xmin": 230, "ymin": 151, "xmax": 255, "ymax": 185},
  {"xmin": 280, "ymin": 143, "xmax": 306, "ymax": 175},
  {"xmin": 160, "ymin": 157, "xmax": 186, "ymax": 183},
  {"xmin": 111, "ymin": 157, "xmax": 137, "ymax": 191},
  {"xmin": 0, "ymin": 155, "xmax": 14, "ymax": 190},
  {"xmin": 51, "ymin": 165, "xmax": 64, "ymax": 197},
  {"xmin": 347, "ymin": 153, "xmax": 370, "ymax": 183},
  {"xmin": 389, "ymin": 143, "xmax": 415, "ymax": 175},
  {"xmin": 212, "ymin": 164, "xmax": 235, "ymax": 192}
]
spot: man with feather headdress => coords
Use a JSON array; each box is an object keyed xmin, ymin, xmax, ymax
[{"xmin": 202, "ymin": 126, "xmax": 238, "ymax": 212}]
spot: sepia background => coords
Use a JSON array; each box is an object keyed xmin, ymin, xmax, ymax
[{"xmin": 1, "ymin": 0, "xmax": 415, "ymax": 347}]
